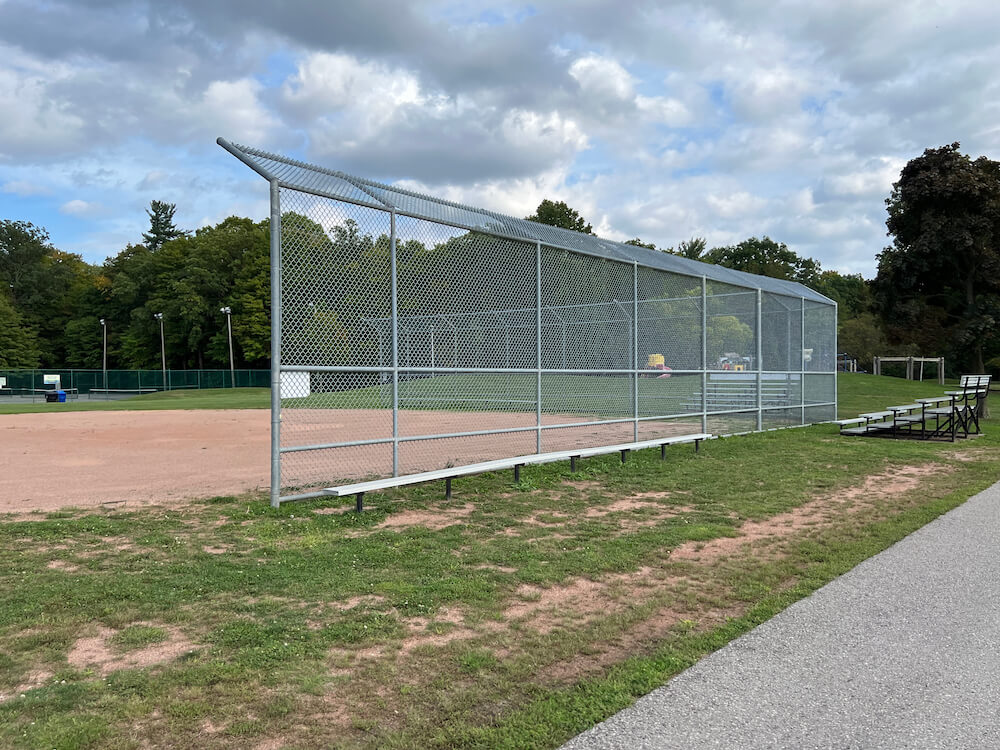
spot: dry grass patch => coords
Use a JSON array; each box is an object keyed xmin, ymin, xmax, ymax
[
  {"xmin": 672, "ymin": 463, "xmax": 949, "ymax": 563},
  {"xmin": 67, "ymin": 624, "xmax": 196, "ymax": 676},
  {"xmin": 374, "ymin": 502, "xmax": 476, "ymax": 531}
]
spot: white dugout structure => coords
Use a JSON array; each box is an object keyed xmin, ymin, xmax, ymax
[{"xmin": 220, "ymin": 139, "xmax": 838, "ymax": 507}]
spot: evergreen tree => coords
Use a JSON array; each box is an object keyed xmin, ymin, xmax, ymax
[{"xmin": 142, "ymin": 200, "xmax": 186, "ymax": 251}]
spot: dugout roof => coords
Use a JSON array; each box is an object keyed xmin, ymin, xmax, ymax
[{"xmin": 218, "ymin": 138, "xmax": 836, "ymax": 306}]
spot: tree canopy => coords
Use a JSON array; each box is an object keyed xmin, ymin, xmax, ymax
[
  {"xmin": 702, "ymin": 236, "xmax": 821, "ymax": 286},
  {"xmin": 875, "ymin": 143, "xmax": 1000, "ymax": 372},
  {"xmin": 525, "ymin": 199, "xmax": 593, "ymax": 234}
]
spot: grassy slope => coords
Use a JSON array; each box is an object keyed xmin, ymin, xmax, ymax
[{"xmin": 0, "ymin": 374, "xmax": 992, "ymax": 748}]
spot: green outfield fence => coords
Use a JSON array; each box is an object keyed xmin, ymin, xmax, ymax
[{"xmin": 0, "ymin": 368, "xmax": 269, "ymax": 398}]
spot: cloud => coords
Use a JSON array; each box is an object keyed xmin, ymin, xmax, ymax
[
  {"xmin": 1, "ymin": 0, "xmax": 999, "ymax": 277},
  {"xmin": 2, "ymin": 180, "xmax": 49, "ymax": 196},
  {"xmin": 60, "ymin": 199, "xmax": 102, "ymax": 217},
  {"xmin": 281, "ymin": 51, "xmax": 588, "ymax": 182}
]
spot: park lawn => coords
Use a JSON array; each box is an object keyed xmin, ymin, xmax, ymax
[
  {"xmin": 0, "ymin": 375, "xmax": 996, "ymax": 749},
  {"xmin": 1, "ymin": 370, "xmax": 927, "ymax": 419}
]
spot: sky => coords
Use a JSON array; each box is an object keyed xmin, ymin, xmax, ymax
[{"xmin": 1, "ymin": 0, "xmax": 998, "ymax": 278}]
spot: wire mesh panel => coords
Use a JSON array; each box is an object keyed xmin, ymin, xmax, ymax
[
  {"xmin": 706, "ymin": 283, "xmax": 758, "ymax": 371},
  {"xmin": 761, "ymin": 293, "xmax": 803, "ymax": 372},
  {"xmin": 219, "ymin": 140, "xmax": 838, "ymax": 504}
]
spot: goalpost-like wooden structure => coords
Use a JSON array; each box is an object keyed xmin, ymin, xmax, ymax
[{"xmin": 873, "ymin": 356, "xmax": 944, "ymax": 384}]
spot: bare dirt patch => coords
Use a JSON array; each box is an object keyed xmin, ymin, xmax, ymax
[
  {"xmin": 0, "ymin": 669, "xmax": 54, "ymax": 703},
  {"xmin": 505, "ymin": 566, "xmax": 666, "ymax": 634},
  {"xmin": 375, "ymin": 502, "xmax": 476, "ymax": 531},
  {"xmin": 46, "ymin": 559, "xmax": 80, "ymax": 572},
  {"xmin": 67, "ymin": 625, "xmax": 196, "ymax": 676},
  {"xmin": 541, "ymin": 596, "xmax": 743, "ymax": 686},
  {"xmin": 671, "ymin": 463, "xmax": 948, "ymax": 562}
]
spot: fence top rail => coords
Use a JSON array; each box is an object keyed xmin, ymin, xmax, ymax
[{"xmin": 218, "ymin": 138, "xmax": 835, "ymax": 306}]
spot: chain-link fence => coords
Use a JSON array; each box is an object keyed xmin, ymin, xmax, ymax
[
  {"xmin": 0, "ymin": 369, "xmax": 268, "ymax": 402},
  {"xmin": 220, "ymin": 140, "xmax": 838, "ymax": 506}
]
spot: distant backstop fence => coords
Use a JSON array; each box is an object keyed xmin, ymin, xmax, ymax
[
  {"xmin": 0, "ymin": 369, "xmax": 269, "ymax": 401},
  {"xmin": 221, "ymin": 139, "xmax": 838, "ymax": 507}
]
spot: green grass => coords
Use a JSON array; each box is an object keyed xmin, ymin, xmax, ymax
[
  {"xmin": 0, "ymin": 387, "xmax": 270, "ymax": 415},
  {"xmin": 0, "ymin": 373, "xmax": 993, "ymax": 749},
  {"xmin": 836, "ymin": 372, "xmax": 961, "ymax": 418}
]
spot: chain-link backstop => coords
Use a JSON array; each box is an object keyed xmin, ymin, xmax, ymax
[{"xmin": 220, "ymin": 139, "xmax": 838, "ymax": 506}]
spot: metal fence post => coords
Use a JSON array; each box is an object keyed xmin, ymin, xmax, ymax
[
  {"xmin": 632, "ymin": 262, "xmax": 639, "ymax": 442},
  {"xmin": 701, "ymin": 276, "xmax": 707, "ymax": 434},
  {"xmin": 756, "ymin": 288, "xmax": 763, "ymax": 431},
  {"xmin": 536, "ymin": 241, "xmax": 542, "ymax": 454},
  {"xmin": 800, "ymin": 296, "xmax": 806, "ymax": 425},
  {"xmin": 833, "ymin": 301, "xmax": 839, "ymax": 419},
  {"xmin": 269, "ymin": 179, "xmax": 282, "ymax": 508},
  {"xmin": 390, "ymin": 209, "xmax": 399, "ymax": 477}
]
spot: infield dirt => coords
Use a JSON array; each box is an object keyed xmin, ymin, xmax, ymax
[{"xmin": 2, "ymin": 408, "xmax": 700, "ymax": 513}]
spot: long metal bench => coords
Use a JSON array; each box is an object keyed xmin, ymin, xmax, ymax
[{"xmin": 322, "ymin": 432, "xmax": 713, "ymax": 511}]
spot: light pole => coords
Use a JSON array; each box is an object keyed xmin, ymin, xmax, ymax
[
  {"xmin": 220, "ymin": 306, "xmax": 235, "ymax": 387},
  {"xmin": 153, "ymin": 312, "xmax": 166, "ymax": 391},
  {"xmin": 99, "ymin": 318, "xmax": 107, "ymax": 391}
]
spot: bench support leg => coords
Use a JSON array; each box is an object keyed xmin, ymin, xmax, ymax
[
  {"xmin": 660, "ymin": 444, "xmax": 666, "ymax": 460},
  {"xmin": 514, "ymin": 464, "xmax": 521, "ymax": 483},
  {"xmin": 570, "ymin": 456, "xmax": 577, "ymax": 472},
  {"xmin": 355, "ymin": 492, "xmax": 364, "ymax": 513},
  {"xmin": 695, "ymin": 439, "xmax": 701, "ymax": 453},
  {"xmin": 620, "ymin": 449, "xmax": 628, "ymax": 463},
  {"xmin": 445, "ymin": 477, "xmax": 452, "ymax": 499}
]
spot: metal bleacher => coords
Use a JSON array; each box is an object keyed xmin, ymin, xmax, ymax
[{"xmin": 837, "ymin": 375, "xmax": 990, "ymax": 442}]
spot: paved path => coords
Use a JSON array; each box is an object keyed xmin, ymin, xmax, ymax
[{"xmin": 563, "ymin": 481, "xmax": 1000, "ymax": 749}]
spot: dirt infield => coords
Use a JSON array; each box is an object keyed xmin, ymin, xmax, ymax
[
  {"xmin": 2, "ymin": 408, "xmax": 701, "ymax": 513},
  {"xmin": 2, "ymin": 410, "xmax": 269, "ymax": 513}
]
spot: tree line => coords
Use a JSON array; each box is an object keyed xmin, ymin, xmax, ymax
[{"xmin": 2, "ymin": 142, "xmax": 997, "ymax": 374}]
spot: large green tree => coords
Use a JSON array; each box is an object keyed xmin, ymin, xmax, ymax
[
  {"xmin": 875, "ymin": 143, "xmax": 1000, "ymax": 372},
  {"xmin": 703, "ymin": 236, "xmax": 821, "ymax": 286},
  {"xmin": 526, "ymin": 199, "xmax": 594, "ymax": 234}
]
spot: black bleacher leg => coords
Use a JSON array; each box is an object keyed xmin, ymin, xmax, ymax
[
  {"xmin": 570, "ymin": 456, "xmax": 577, "ymax": 472},
  {"xmin": 445, "ymin": 477, "xmax": 452, "ymax": 499},
  {"xmin": 620, "ymin": 449, "xmax": 628, "ymax": 463},
  {"xmin": 661, "ymin": 444, "xmax": 666, "ymax": 460},
  {"xmin": 695, "ymin": 439, "xmax": 701, "ymax": 453},
  {"xmin": 356, "ymin": 492, "xmax": 364, "ymax": 513},
  {"xmin": 514, "ymin": 464, "xmax": 521, "ymax": 482}
]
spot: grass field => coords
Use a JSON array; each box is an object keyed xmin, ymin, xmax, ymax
[
  {"xmin": 0, "ymin": 374, "xmax": 994, "ymax": 749},
  {"xmin": 1, "ymin": 370, "xmax": 835, "ymax": 419}
]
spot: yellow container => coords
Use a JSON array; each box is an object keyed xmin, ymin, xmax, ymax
[{"xmin": 647, "ymin": 353, "xmax": 665, "ymax": 367}]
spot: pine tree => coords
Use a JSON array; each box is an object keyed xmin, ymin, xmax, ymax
[{"xmin": 142, "ymin": 200, "xmax": 186, "ymax": 251}]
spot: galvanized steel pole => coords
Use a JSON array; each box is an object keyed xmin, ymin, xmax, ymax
[
  {"xmin": 536, "ymin": 241, "xmax": 542, "ymax": 454},
  {"xmin": 153, "ymin": 313, "xmax": 166, "ymax": 391},
  {"xmin": 800, "ymin": 297, "xmax": 806, "ymax": 424},
  {"xmin": 633, "ymin": 262, "xmax": 639, "ymax": 442},
  {"xmin": 390, "ymin": 210, "xmax": 399, "ymax": 477},
  {"xmin": 701, "ymin": 276, "xmax": 708, "ymax": 434},
  {"xmin": 756, "ymin": 289, "xmax": 762, "ymax": 431},
  {"xmin": 269, "ymin": 180, "xmax": 282, "ymax": 507}
]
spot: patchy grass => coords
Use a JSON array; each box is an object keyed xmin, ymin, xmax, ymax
[{"xmin": 1, "ymin": 376, "xmax": 997, "ymax": 748}]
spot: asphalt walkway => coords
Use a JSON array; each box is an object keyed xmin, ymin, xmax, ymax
[{"xmin": 562, "ymin": 480, "xmax": 1000, "ymax": 749}]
